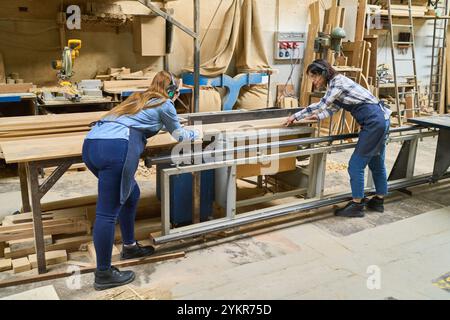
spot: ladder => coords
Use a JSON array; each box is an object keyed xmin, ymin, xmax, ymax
[
  {"xmin": 387, "ymin": 0, "xmax": 421, "ymax": 126},
  {"xmin": 429, "ymin": 0, "xmax": 449, "ymax": 112}
]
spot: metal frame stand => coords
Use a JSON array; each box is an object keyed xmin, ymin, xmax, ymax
[{"xmin": 154, "ymin": 127, "xmax": 441, "ymax": 245}]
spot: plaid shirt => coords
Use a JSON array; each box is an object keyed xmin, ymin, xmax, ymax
[{"xmin": 295, "ymin": 74, "xmax": 379, "ymax": 120}]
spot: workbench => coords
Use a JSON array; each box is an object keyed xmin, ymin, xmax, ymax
[
  {"xmin": 409, "ymin": 114, "xmax": 450, "ymax": 182},
  {"xmin": 0, "ymin": 93, "xmax": 38, "ymax": 116},
  {"xmin": 0, "ymin": 109, "xmax": 311, "ymax": 274},
  {"xmin": 40, "ymin": 97, "xmax": 115, "ymax": 113}
]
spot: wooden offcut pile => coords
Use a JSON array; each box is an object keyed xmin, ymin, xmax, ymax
[{"xmin": 0, "ymin": 193, "xmax": 162, "ymax": 274}]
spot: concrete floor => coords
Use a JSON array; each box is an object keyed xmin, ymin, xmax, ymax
[{"xmin": 0, "ymin": 134, "xmax": 449, "ymax": 300}]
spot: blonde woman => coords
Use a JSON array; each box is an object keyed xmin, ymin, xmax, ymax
[{"xmin": 83, "ymin": 71, "xmax": 199, "ymax": 290}]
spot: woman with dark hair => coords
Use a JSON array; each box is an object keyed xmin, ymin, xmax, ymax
[
  {"xmin": 285, "ymin": 59, "xmax": 392, "ymax": 218},
  {"xmin": 83, "ymin": 71, "xmax": 200, "ymax": 290}
]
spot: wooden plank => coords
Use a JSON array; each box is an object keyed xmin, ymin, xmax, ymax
[
  {"xmin": 41, "ymin": 196, "xmax": 98, "ymax": 212},
  {"xmin": 405, "ymin": 94, "xmax": 414, "ymax": 119},
  {"xmin": 0, "ymin": 258, "xmax": 12, "ymax": 272},
  {"xmin": 447, "ymin": 26, "xmax": 450, "ymax": 112},
  {"xmin": 342, "ymin": 41, "xmax": 366, "ymax": 68},
  {"xmin": 440, "ymin": 45, "xmax": 447, "ymax": 114},
  {"xmin": 300, "ymin": 1, "xmax": 320, "ymax": 106},
  {"xmin": 300, "ymin": 24, "xmax": 319, "ymax": 106},
  {"xmin": 355, "ymin": 0, "xmax": 367, "ymax": 42},
  {"xmin": 0, "ymin": 111, "xmax": 105, "ymax": 132},
  {"xmin": 0, "ymin": 217, "xmax": 90, "ymax": 242},
  {"xmin": 0, "ymin": 251, "xmax": 185, "ymax": 289},
  {"xmin": 87, "ymin": 242, "xmax": 120, "ymax": 263},
  {"xmin": 118, "ymin": 218, "xmax": 161, "ymax": 243},
  {"xmin": 8, "ymin": 235, "xmax": 52, "ymax": 252},
  {"xmin": 339, "ymin": 7, "xmax": 346, "ymax": 29},
  {"xmin": 4, "ymin": 235, "xmax": 92, "ymax": 259},
  {"xmin": 0, "ymin": 83, "xmax": 33, "ymax": 94},
  {"xmin": 364, "ymin": 35, "xmax": 378, "ymax": 81},
  {"xmin": 12, "ymin": 257, "xmax": 31, "ymax": 273},
  {"xmin": 3, "ymin": 207, "xmax": 87, "ymax": 225},
  {"xmin": 4, "ymin": 215, "xmax": 160, "ymax": 260},
  {"xmin": 0, "ymin": 117, "xmax": 313, "ymax": 163},
  {"xmin": 103, "ymin": 79, "xmax": 152, "ymax": 92},
  {"xmin": 0, "ymin": 52, "xmax": 5, "ymax": 84},
  {"xmin": 363, "ymin": 43, "xmax": 371, "ymax": 79},
  {"xmin": 28, "ymin": 250, "xmax": 67, "ymax": 269}
]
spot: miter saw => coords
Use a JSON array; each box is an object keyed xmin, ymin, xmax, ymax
[{"xmin": 48, "ymin": 39, "xmax": 82, "ymax": 102}]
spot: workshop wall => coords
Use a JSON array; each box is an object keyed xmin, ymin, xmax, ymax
[
  {"xmin": 168, "ymin": 0, "xmax": 363, "ymax": 107},
  {"xmin": 1, "ymin": 1, "xmax": 435, "ymax": 105},
  {"xmin": 0, "ymin": 0, "xmax": 162, "ymax": 86}
]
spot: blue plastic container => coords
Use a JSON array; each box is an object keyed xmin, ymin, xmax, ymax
[{"xmin": 156, "ymin": 164, "xmax": 215, "ymax": 226}]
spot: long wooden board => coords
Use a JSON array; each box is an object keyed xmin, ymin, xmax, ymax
[
  {"xmin": 0, "ymin": 53, "xmax": 5, "ymax": 84},
  {"xmin": 0, "ymin": 117, "xmax": 313, "ymax": 163}
]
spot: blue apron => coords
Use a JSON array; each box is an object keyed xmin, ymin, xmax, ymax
[
  {"xmin": 333, "ymin": 100, "xmax": 388, "ymax": 157},
  {"xmin": 91, "ymin": 120, "xmax": 158, "ymax": 205}
]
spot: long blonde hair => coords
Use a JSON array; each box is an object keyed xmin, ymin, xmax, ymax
[{"xmin": 104, "ymin": 71, "xmax": 178, "ymax": 118}]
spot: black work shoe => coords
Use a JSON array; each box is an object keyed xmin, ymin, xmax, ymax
[
  {"xmin": 94, "ymin": 266, "xmax": 135, "ymax": 291},
  {"xmin": 367, "ymin": 196, "xmax": 384, "ymax": 213},
  {"xmin": 121, "ymin": 241, "xmax": 155, "ymax": 260},
  {"xmin": 334, "ymin": 201, "xmax": 365, "ymax": 218}
]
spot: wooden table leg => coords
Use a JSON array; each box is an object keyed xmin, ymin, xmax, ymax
[
  {"xmin": 18, "ymin": 163, "xmax": 31, "ymax": 213},
  {"xmin": 26, "ymin": 162, "xmax": 46, "ymax": 274}
]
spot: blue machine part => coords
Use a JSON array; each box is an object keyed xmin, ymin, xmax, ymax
[
  {"xmin": 0, "ymin": 95, "xmax": 21, "ymax": 103},
  {"xmin": 121, "ymin": 87, "xmax": 192, "ymax": 98},
  {"xmin": 156, "ymin": 164, "xmax": 215, "ymax": 226},
  {"xmin": 182, "ymin": 72, "xmax": 268, "ymax": 111}
]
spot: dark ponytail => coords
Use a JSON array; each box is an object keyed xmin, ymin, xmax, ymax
[{"xmin": 306, "ymin": 59, "xmax": 337, "ymax": 82}]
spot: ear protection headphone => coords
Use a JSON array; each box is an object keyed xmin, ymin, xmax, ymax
[
  {"xmin": 311, "ymin": 61, "xmax": 329, "ymax": 80},
  {"xmin": 166, "ymin": 72, "xmax": 179, "ymax": 99}
]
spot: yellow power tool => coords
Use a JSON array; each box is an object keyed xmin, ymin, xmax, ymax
[{"xmin": 51, "ymin": 39, "xmax": 82, "ymax": 101}]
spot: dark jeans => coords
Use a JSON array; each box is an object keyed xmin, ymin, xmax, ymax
[
  {"xmin": 348, "ymin": 119, "xmax": 390, "ymax": 199},
  {"xmin": 82, "ymin": 139, "xmax": 140, "ymax": 271}
]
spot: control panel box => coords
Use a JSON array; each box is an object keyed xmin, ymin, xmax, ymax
[{"xmin": 275, "ymin": 32, "xmax": 305, "ymax": 62}]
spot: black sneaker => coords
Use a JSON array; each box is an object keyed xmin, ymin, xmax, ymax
[
  {"xmin": 367, "ymin": 196, "xmax": 384, "ymax": 213},
  {"xmin": 94, "ymin": 266, "xmax": 135, "ymax": 291},
  {"xmin": 334, "ymin": 201, "xmax": 365, "ymax": 218},
  {"xmin": 121, "ymin": 241, "xmax": 155, "ymax": 260}
]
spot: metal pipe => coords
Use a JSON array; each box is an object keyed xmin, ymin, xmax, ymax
[
  {"xmin": 147, "ymin": 125, "xmax": 432, "ymax": 165},
  {"xmin": 193, "ymin": 0, "xmax": 200, "ymax": 113},
  {"xmin": 184, "ymin": 107, "xmax": 304, "ymax": 125}
]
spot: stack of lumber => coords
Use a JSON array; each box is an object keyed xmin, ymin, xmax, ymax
[
  {"xmin": 0, "ymin": 111, "xmax": 106, "ymax": 144},
  {"xmin": 102, "ymin": 79, "xmax": 153, "ymax": 94},
  {"xmin": 299, "ymin": 0, "xmax": 321, "ymax": 107},
  {"xmin": 0, "ymin": 207, "xmax": 89, "ymax": 273},
  {"xmin": 0, "ymin": 194, "xmax": 162, "ymax": 273},
  {"xmin": 0, "ymin": 116, "xmax": 313, "ymax": 164},
  {"xmin": 96, "ymin": 66, "xmax": 156, "ymax": 81},
  {"xmin": 0, "ymin": 83, "xmax": 34, "ymax": 94},
  {"xmin": 379, "ymin": 4, "xmax": 428, "ymax": 17},
  {"xmin": 300, "ymin": 0, "xmax": 359, "ymax": 136},
  {"xmin": 300, "ymin": 0, "xmax": 347, "ymax": 106}
]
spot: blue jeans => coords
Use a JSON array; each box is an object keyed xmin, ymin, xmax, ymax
[
  {"xmin": 348, "ymin": 120, "xmax": 390, "ymax": 199},
  {"xmin": 82, "ymin": 139, "xmax": 140, "ymax": 271}
]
